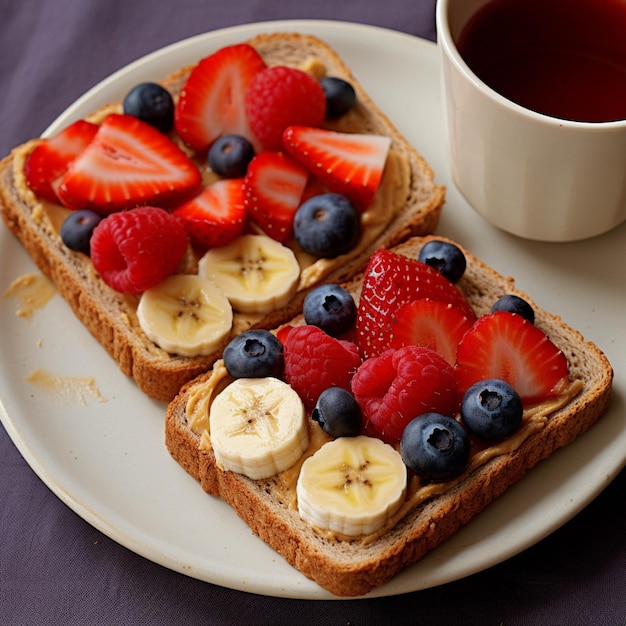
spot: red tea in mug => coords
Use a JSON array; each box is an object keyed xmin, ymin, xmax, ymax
[{"xmin": 456, "ymin": 0, "xmax": 626, "ymax": 122}]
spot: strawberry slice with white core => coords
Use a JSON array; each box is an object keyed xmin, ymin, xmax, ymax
[
  {"xmin": 283, "ymin": 125, "xmax": 391, "ymax": 211},
  {"xmin": 57, "ymin": 114, "xmax": 202, "ymax": 213},
  {"xmin": 455, "ymin": 311, "xmax": 570, "ymax": 404},
  {"xmin": 172, "ymin": 178, "xmax": 247, "ymax": 249},
  {"xmin": 356, "ymin": 249, "xmax": 476, "ymax": 359},
  {"xmin": 243, "ymin": 151, "xmax": 309, "ymax": 243},
  {"xmin": 175, "ymin": 43, "xmax": 266, "ymax": 152},
  {"xmin": 24, "ymin": 119, "xmax": 98, "ymax": 203},
  {"xmin": 390, "ymin": 298, "xmax": 475, "ymax": 366}
]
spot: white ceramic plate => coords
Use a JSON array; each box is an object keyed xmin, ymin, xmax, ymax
[{"xmin": 1, "ymin": 20, "xmax": 624, "ymax": 600}]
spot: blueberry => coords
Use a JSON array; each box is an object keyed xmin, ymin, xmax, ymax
[
  {"xmin": 418, "ymin": 240, "xmax": 467, "ymax": 283},
  {"xmin": 123, "ymin": 82, "xmax": 174, "ymax": 133},
  {"xmin": 303, "ymin": 284, "xmax": 357, "ymax": 336},
  {"xmin": 320, "ymin": 77, "xmax": 357, "ymax": 119},
  {"xmin": 208, "ymin": 134, "xmax": 255, "ymax": 178},
  {"xmin": 223, "ymin": 330, "xmax": 284, "ymax": 379},
  {"xmin": 491, "ymin": 294, "xmax": 535, "ymax": 324},
  {"xmin": 293, "ymin": 193, "xmax": 360, "ymax": 258},
  {"xmin": 400, "ymin": 413, "xmax": 470, "ymax": 482},
  {"xmin": 312, "ymin": 387, "xmax": 362, "ymax": 437},
  {"xmin": 460, "ymin": 379, "xmax": 523, "ymax": 441},
  {"xmin": 60, "ymin": 209, "xmax": 103, "ymax": 255}
]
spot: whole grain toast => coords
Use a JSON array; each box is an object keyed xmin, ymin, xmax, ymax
[
  {"xmin": 164, "ymin": 235, "xmax": 613, "ymax": 597},
  {"xmin": 0, "ymin": 33, "xmax": 444, "ymax": 402}
]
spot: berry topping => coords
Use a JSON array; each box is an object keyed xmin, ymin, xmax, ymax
[
  {"xmin": 283, "ymin": 126, "xmax": 391, "ymax": 211},
  {"xmin": 207, "ymin": 134, "xmax": 255, "ymax": 178},
  {"xmin": 172, "ymin": 178, "xmax": 247, "ymax": 249},
  {"xmin": 283, "ymin": 325, "xmax": 362, "ymax": 411},
  {"xmin": 174, "ymin": 43, "xmax": 266, "ymax": 152},
  {"xmin": 243, "ymin": 150, "xmax": 309, "ymax": 242},
  {"xmin": 455, "ymin": 311, "xmax": 570, "ymax": 404},
  {"xmin": 90, "ymin": 206, "xmax": 188, "ymax": 294},
  {"xmin": 351, "ymin": 345, "xmax": 458, "ymax": 444},
  {"xmin": 24, "ymin": 119, "xmax": 98, "ymax": 203},
  {"xmin": 293, "ymin": 193, "xmax": 360, "ymax": 258},
  {"xmin": 245, "ymin": 66, "xmax": 326, "ymax": 151},
  {"xmin": 123, "ymin": 82, "xmax": 174, "ymax": 133},
  {"xmin": 400, "ymin": 413, "xmax": 471, "ymax": 482},
  {"xmin": 312, "ymin": 387, "xmax": 362, "ymax": 438},
  {"xmin": 389, "ymin": 299, "xmax": 475, "ymax": 366},
  {"xmin": 320, "ymin": 77, "xmax": 357, "ymax": 119},
  {"xmin": 303, "ymin": 283, "xmax": 357, "ymax": 337},
  {"xmin": 57, "ymin": 114, "xmax": 201, "ymax": 213},
  {"xmin": 222, "ymin": 329, "xmax": 285, "ymax": 379},
  {"xmin": 491, "ymin": 294, "xmax": 535, "ymax": 324},
  {"xmin": 59, "ymin": 209, "xmax": 103, "ymax": 256},
  {"xmin": 460, "ymin": 379, "xmax": 523, "ymax": 441},
  {"xmin": 417, "ymin": 239, "xmax": 467, "ymax": 284},
  {"xmin": 356, "ymin": 249, "xmax": 475, "ymax": 359}
]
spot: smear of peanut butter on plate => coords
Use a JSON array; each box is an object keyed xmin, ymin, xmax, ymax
[
  {"xmin": 24, "ymin": 368, "xmax": 107, "ymax": 405},
  {"xmin": 3, "ymin": 273, "xmax": 56, "ymax": 317}
]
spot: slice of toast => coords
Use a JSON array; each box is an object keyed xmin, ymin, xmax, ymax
[
  {"xmin": 0, "ymin": 33, "xmax": 444, "ymax": 402},
  {"xmin": 164, "ymin": 235, "xmax": 613, "ymax": 597}
]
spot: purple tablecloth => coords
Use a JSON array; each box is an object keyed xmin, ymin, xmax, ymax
[{"xmin": 1, "ymin": 1, "xmax": 624, "ymax": 623}]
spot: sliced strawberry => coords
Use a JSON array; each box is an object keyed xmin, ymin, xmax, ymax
[
  {"xmin": 24, "ymin": 119, "xmax": 99, "ymax": 203},
  {"xmin": 300, "ymin": 173, "xmax": 329, "ymax": 203},
  {"xmin": 174, "ymin": 43, "xmax": 266, "ymax": 153},
  {"xmin": 57, "ymin": 114, "xmax": 202, "ymax": 214},
  {"xmin": 356, "ymin": 249, "xmax": 475, "ymax": 359},
  {"xmin": 172, "ymin": 178, "xmax": 247, "ymax": 249},
  {"xmin": 243, "ymin": 151, "xmax": 309, "ymax": 243},
  {"xmin": 282, "ymin": 125, "xmax": 391, "ymax": 211},
  {"xmin": 455, "ymin": 311, "xmax": 570, "ymax": 404},
  {"xmin": 276, "ymin": 324, "xmax": 294, "ymax": 345},
  {"xmin": 389, "ymin": 299, "xmax": 475, "ymax": 366}
]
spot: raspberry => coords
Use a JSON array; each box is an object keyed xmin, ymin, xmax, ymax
[
  {"xmin": 283, "ymin": 325, "xmax": 362, "ymax": 411},
  {"xmin": 351, "ymin": 346, "xmax": 458, "ymax": 444},
  {"xmin": 245, "ymin": 66, "xmax": 326, "ymax": 150},
  {"xmin": 90, "ymin": 206, "xmax": 188, "ymax": 294}
]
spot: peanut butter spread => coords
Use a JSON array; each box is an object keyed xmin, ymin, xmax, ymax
[{"xmin": 184, "ymin": 359, "xmax": 583, "ymax": 543}]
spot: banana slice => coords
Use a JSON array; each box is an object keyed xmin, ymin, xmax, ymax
[
  {"xmin": 209, "ymin": 377, "xmax": 309, "ymax": 480},
  {"xmin": 197, "ymin": 234, "xmax": 300, "ymax": 314},
  {"xmin": 137, "ymin": 274, "xmax": 233, "ymax": 357},
  {"xmin": 296, "ymin": 435, "xmax": 407, "ymax": 537}
]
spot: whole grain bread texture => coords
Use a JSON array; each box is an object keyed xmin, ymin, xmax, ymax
[
  {"xmin": 0, "ymin": 33, "xmax": 445, "ymax": 402},
  {"xmin": 164, "ymin": 235, "xmax": 613, "ymax": 597}
]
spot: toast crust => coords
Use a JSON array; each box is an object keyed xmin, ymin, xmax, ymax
[
  {"xmin": 164, "ymin": 235, "xmax": 613, "ymax": 597},
  {"xmin": 0, "ymin": 33, "xmax": 444, "ymax": 402}
]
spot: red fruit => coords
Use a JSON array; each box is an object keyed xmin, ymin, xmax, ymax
[
  {"xmin": 90, "ymin": 206, "xmax": 188, "ymax": 294},
  {"xmin": 172, "ymin": 178, "xmax": 247, "ymax": 248},
  {"xmin": 243, "ymin": 151, "xmax": 309, "ymax": 242},
  {"xmin": 275, "ymin": 324, "xmax": 294, "ymax": 345},
  {"xmin": 351, "ymin": 346, "xmax": 458, "ymax": 444},
  {"xmin": 57, "ymin": 114, "xmax": 201, "ymax": 214},
  {"xmin": 455, "ymin": 311, "xmax": 570, "ymax": 404},
  {"xmin": 389, "ymin": 299, "xmax": 475, "ymax": 366},
  {"xmin": 356, "ymin": 249, "xmax": 475, "ymax": 359},
  {"xmin": 24, "ymin": 119, "xmax": 98, "ymax": 203},
  {"xmin": 283, "ymin": 325, "xmax": 362, "ymax": 411},
  {"xmin": 282, "ymin": 125, "xmax": 391, "ymax": 210},
  {"xmin": 245, "ymin": 66, "xmax": 326, "ymax": 151},
  {"xmin": 174, "ymin": 43, "xmax": 266, "ymax": 152},
  {"xmin": 300, "ymin": 173, "xmax": 329, "ymax": 203}
]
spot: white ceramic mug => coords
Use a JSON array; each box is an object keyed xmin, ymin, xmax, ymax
[{"xmin": 436, "ymin": 0, "xmax": 626, "ymax": 242}]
